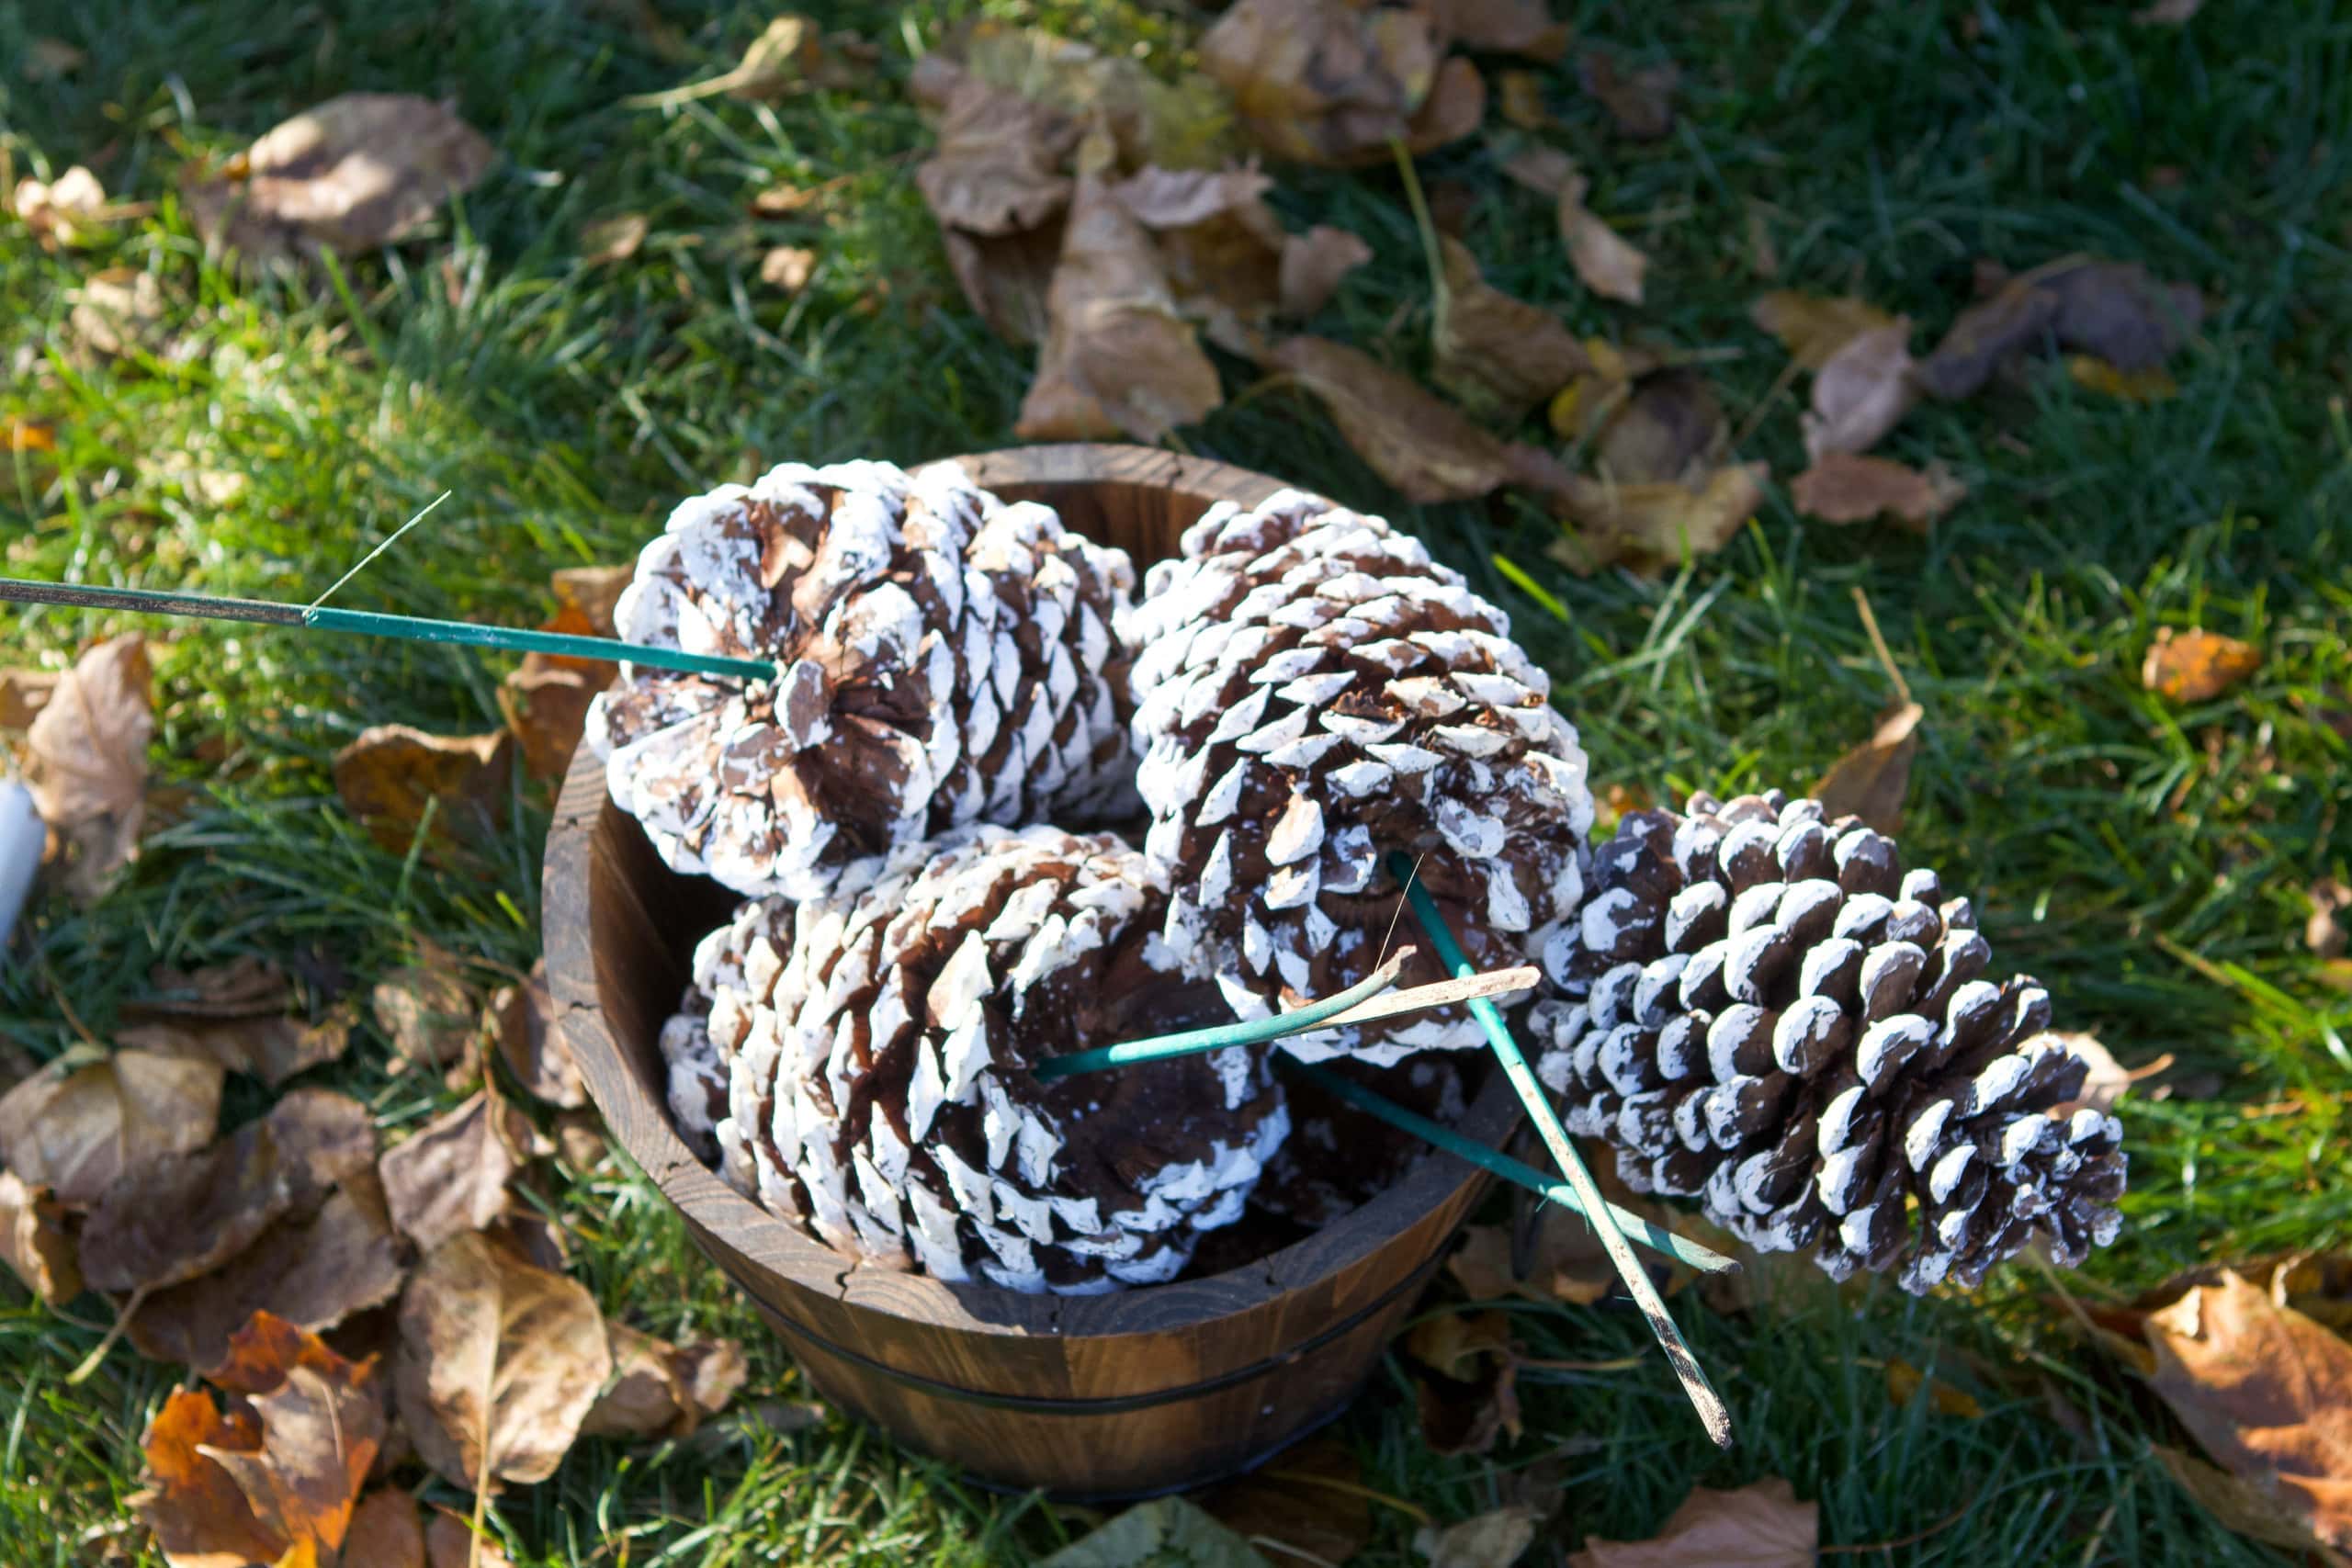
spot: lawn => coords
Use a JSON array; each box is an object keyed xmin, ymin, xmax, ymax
[{"xmin": 3, "ymin": 0, "xmax": 2350, "ymax": 1562}]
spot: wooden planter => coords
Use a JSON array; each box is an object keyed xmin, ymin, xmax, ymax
[{"xmin": 544, "ymin": 444, "xmax": 1521, "ymax": 1500}]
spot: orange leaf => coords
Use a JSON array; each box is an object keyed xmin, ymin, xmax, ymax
[
  {"xmin": 135, "ymin": 1389, "xmax": 287, "ymax": 1568},
  {"xmin": 0, "ymin": 1170, "xmax": 82, "ymax": 1304},
  {"xmin": 2142, "ymin": 627, "xmax": 2261, "ymax": 704},
  {"xmin": 1, "ymin": 415, "xmax": 57, "ymax": 452},
  {"xmin": 331, "ymin": 725, "xmax": 513, "ymax": 854}
]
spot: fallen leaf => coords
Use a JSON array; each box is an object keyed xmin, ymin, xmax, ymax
[
  {"xmin": 180, "ymin": 94, "xmax": 494, "ymax": 267},
  {"xmin": 1918, "ymin": 255, "xmax": 2202, "ymax": 400},
  {"xmin": 1556, "ymin": 190, "xmax": 1646, "ymax": 305},
  {"xmin": 549, "ymin": 567, "xmax": 630, "ymax": 636},
  {"xmin": 68, "ymin": 266, "xmax": 168, "ymax": 357},
  {"xmin": 132, "ymin": 1389, "xmax": 288, "ymax": 1568},
  {"xmin": 0, "ymin": 668, "xmax": 59, "ymax": 729},
  {"xmin": 624, "ymin": 15, "xmax": 865, "ymax": 107},
  {"xmin": 332, "ymin": 725, "xmax": 514, "ymax": 854},
  {"xmin": 1417, "ymin": 1506, "xmax": 1539, "ymax": 1568},
  {"xmin": 1803, "ymin": 321, "xmax": 1916, "ymax": 460},
  {"xmin": 1267, "ymin": 334, "xmax": 1538, "ymax": 502},
  {"xmin": 1040, "ymin": 1497, "xmax": 1272, "ymax": 1567},
  {"xmin": 1545, "ymin": 334, "xmax": 1663, "ymax": 444},
  {"xmin": 1433, "ymin": 234, "xmax": 1591, "ymax": 422},
  {"xmin": 395, "ymin": 1231, "xmax": 615, "ymax": 1488},
  {"xmin": 941, "ymin": 220, "xmax": 1065, "ymax": 345},
  {"xmin": 1551, "ymin": 462, "xmax": 1768, "ymax": 574},
  {"xmin": 944, "ymin": 23, "xmax": 1238, "ymax": 173},
  {"xmin": 1885, "ymin": 1357, "xmax": 1985, "ymax": 1418},
  {"xmin": 342, "ymin": 1487, "xmax": 426, "ymax": 1568},
  {"xmin": 2153, "ymin": 1446, "xmax": 2350, "ymax": 1564},
  {"xmin": 1790, "ymin": 454, "xmax": 1962, "ymax": 530},
  {"xmin": 913, "ymin": 58, "xmax": 1076, "ymax": 238},
  {"xmin": 2038, "ymin": 1032, "xmax": 2167, "ymax": 1118},
  {"xmin": 2067, "ymin": 354, "xmax": 2177, "ymax": 402},
  {"xmin": 2143, "ymin": 1271, "xmax": 2352, "ymax": 1548},
  {"xmin": 1497, "ymin": 71, "xmax": 1552, "ymax": 130},
  {"xmin": 580, "ymin": 213, "xmax": 648, "ymax": 266},
  {"xmin": 141, "ymin": 956, "xmax": 289, "ymax": 1019},
  {"xmin": 2309, "ymin": 880, "xmax": 2351, "ymax": 960},
  {"xmin": 1450, "ymin": 1174, "xmax": 1690, "ymax": 1307},
  {"xmin": 1404, "ymin": 1311, "xmax": 1521, "ymax": 1456},
  {"xmin": 0, "ymin": 415, "xmax": 57, "ymax": 454},
  {"xmin": 1014, "ymin": 141, "xmax": 1224, "ymax": 442},
  {"xmin": 12, "ymin": 164, "xmax": 109, "ymax": 248},
  {"xmin": 379, "ymin": 1091, "xmax": 528, "ymax": 1253},
  {"xmin": 1749, "ymin": 291, "xmax": 1900, "ymax": 371},
  {"xmin": 489, "ymin": 964, "xmax": 581, "ymax": 1109},
  {"xmin": 498, "ymin": 658, "xmax": 599, "ymax": 783},
  {"xmin": 22, "ymin": 38, "xmax": 85, "ymax": 81},
  {"xmin": 24, "ymin": 634, "xmax": 153, "ymax": 900},
  {"xmin": 1568, "ymin": 1479, "xmax": 1815, "ymax": 1566},
  {"xmin": 1195, "ymin": 1434, "xmax": 1373, "ymax": 1566},
  {"xmin": 1279, "ymin": 225, "xmax": 1374, "ymax": 319},
  {"xmin": 372, "ymin": 954, "xmax": 478, "ymax": 1073},
  {"xmin": 78, "ymin": 1113, "xmax": 300, "ymax": 1294},
  {"xmin": 1598, "ymin": 370, "xmax": 1726, "ymax": 484},
  {"xmin": 1580, "ymin": 51, "xmax": 1678, "ymax": 140},
  {"xmin": 1434, "ymin": 0, "xmax": 1570, "ymax": 60},
  {"xmin": 553, "ymin": 1111, "xmax": 611, "ymax": 1172},
  {"xmin": 2142, "ymin": 628, "xmax": 2261, "ymax": 704},
  {"xmin": 2135, "ymin": 0, "xmax": 2204, "ymax": 20},
  {"xmin": 425, "ymin": 1508, "xmax": 515, "ymax": 1568},
  {"xmin": 759, "ymin": 244, "xmax": 817, "ymax": 291},
  {"xmin": 1812, "ymin": 701, "xmax": 1924, "ymax": 837},
  {"xmin": 0, "ymin": 1169, "xmax": 81, "ymax": 1303},
  {"xmin": 580, "ymin": 1324, "xmax": 750, "ymax": 1439},
  {"xmin": 119, "ymin": 1010, "xmax": 354, "ymax": 1089},
  {"xmin": 1200, "ymin": 0, "xmax": 1485, "ymax": 167},
  {"xmin": 1110, "ymin": 164, "xmax": 1285, "ymax": 346},
  {"xmin": 0, "ymin": 1047, "xmax": 223, "ymax": 1206}
]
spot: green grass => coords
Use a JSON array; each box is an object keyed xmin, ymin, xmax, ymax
[{"xmin": 3, "ymin": 0, "xmax": 2350, "ymax": 1562}]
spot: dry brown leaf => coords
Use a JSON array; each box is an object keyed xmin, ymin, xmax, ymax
[
  {"xmin": 549, "ymin": 567, "xmax": 630, "ymax": 636},
  {"xmin": 580, "ymin": 213, "xmax": 648, "ymax": 266},
  {"xmin": 69, "ymin": 266, "xmax": 168, "ymax": 357},
  {"xmin": 1417, "ymin": 1505, "xmax": 1540, "ymax": 1568},
  {"xmin": 1014, "ymin": 142, "xmax": 1225, "ymax": 442},
  {"xmin": 1404, "ymin": 1311, "xmax": 1521, "ymax": 1456},
  {"xmin": 372, "ymin": 954, "xmax": 478, "ymax": 1073},
  {"xmin": 0, "ymin": 1047, "xmax": 223, "ymax": 1206},
  {"xmin": 498, "ymin": 657, "xmax": 599, "ymax": 783},
  {"xmin": 1109, "ymin": 164, "xmax": 1286, "ymax": 347},
  {"xmin": 1200, "ymin": 0, "xmax": 1484, "ymax": 167},
  {"xmin": 2153, "ymin": 1447, "xmax": 2351, "ymax": 1565},
  {"xmin": 489, "ymin": 963, "xmax": 581, "ymax": 1109},
  {"xmin": 1790, "ymin": 453, "xmax": 1962, "ymax": 530},
  {"xmin": 332, "ymin": 725, "xmax": 513, "ymax": 854},
  {"xmin": 1434, "ymin": 0, "xmax": 1570, "ymax": 60},
  {"xmin": 25, "ymin": 634, "xmax": 153, "ymax": 900},
  {"xmin": 941, "ymin": 220, "xmax": 1065, "ymax": 345},
  {"xmin": 2144, "ymin": 1271, "xmax": 2352, "ymax": 1548},
  {"xmin": 379, "ymin": 1091, "xmax": 528, "ymax": 1253},
  {"xmin": 1545, "ymin": 335, "xmax": 1663, "ymax": 444},
  {"xmin": 1813, "ymin": 701, "xmax": 1924, "ymax": 837},
  {"xmin": 1497, "ymin": 71, "xmax": 1552, "ymax": 130},
  {"xmin": 0, "ymin": 668, "xmax": 59, "ymax": 730},
  {"xmin": 119, "ymin": 1010, "xmax": 354, "ymax": 1089},
  {"xmin": 1580, "ymin": 51, "xmax": 1679, "ymax": 140},
  {"xmin": 759, "ymin": 244, "xmax": 817, "ymax": 292},
  {"xmin": 180, "ymin": 94, "xmax": 494, "ymax": 266},
  {"xmin": 1918, "ymin": 255, "xmax": 2202, "ymax": 400},
  {"xmin": 424, "ymin": 1508, "xmax": 515, "ymax": 1568},
  {"xmin": 2142, "ymin": 628, "xmax": 2261, "ymax": 704},
  {"xmin": 1195, "ymin": 1434, "xmax": 1373, "ymax": 1566},
  {"xmin": 943, "ymin": 23, "xmax": 1237, "ymax": 173},
  {"xmin": 2067, "ymin": 354, "xmax": 2177, "ymax": 402},
  {"xmin": 342, "ymin": 1487, "xmax": 427, "ymax": 1568},
  {"xmin": 1568, "ymin": 1479, "xmax": 1815, "ymax": 1566},
  {"xmin": 12, "ymin": 164, "xmax": 108, "ymax": 248},
  {"xmin": 133, "ymin": 1389, "xmax": 288, "ymax": 1568},
  {"xmin": 1552, "ymin": 462, "xmax": 1767, "ymax": 575},
  {"xmin": 141, "ymin": 956, "xmax": 289, "ymax": 1019},
  {"xmin": 1278, "ymin": 225, "xmax": 1373, "ymax": 319},
  {"xmin": 395, "ymin": 1231, "xmax": 614, "ymax": 1489},
  {"xmin": 1598, "ymin": 370, "xmax": 1725, "ymax": 484},
  {"xmin": 78, "ymin": 1113, "xmax": 300, "ymax": 1294},
  {"xmin": 913, "ymin": 59, "xmax": 1076, "ymax": 238},
  {"xmin": 1432, "ymin": 234, "xmax": 1590, "ymax": 422},
  {"xmin": 1803, "ymin": 321, "xmax": 1916, "ymax": 460},
  {"xmin": 2308, "ymin": 879, "xmax": 2351, "ymax": 960},
  {"xmin": 580, "ymin": 1323, "xmax": 750, "ymax": 1439},
  {"xmin": 2038, "ymin": 1031, "xmax": 2168, "ymax": 1118},
  {"xmin": 0, "ymin": 1169, "xmax": 81, "ymax": 1303},
  {"xmin": 1749, "ymin": 291, "xmax": 1900, "ymax": 370},
  {"xmin": 1266, "ymin": 334, "xmax": 1539, "ymax": 504},
  {"xmin": 1558, "ymin": 181, "xmax": 1646, "ymax": 306},
  {"xmin": 1884, "ymin": 1357, "xmax": 1984, "ymax": 1418}
]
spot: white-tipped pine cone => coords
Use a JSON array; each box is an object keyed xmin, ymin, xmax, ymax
[
  {"xmin": 1534, "ymin": 791, "xmax": 2127, "ymax": 1294},
  {"xmin": 1123, "ymin": 491, "xmax": 1594, "ymax": 1066},
  {"xmin": 658, "ymin": 825, "xmax": 1291, "ymax": 1295},
  {"xmin": 592, "ymin": 459, "xmax": 1139, "ymax": 901}
]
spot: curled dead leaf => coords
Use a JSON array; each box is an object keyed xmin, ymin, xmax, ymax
[
  {"xmin": 372, "ymin": 953, "xmax": 478, "ymax": 1073},
  {"xmin": 24, "ymin": 634, "xmax": 153, "ymax": 901},
  {"xmin": 78, "ymin": 1113, "xmax": 300, "ymax": 1294},
  {"xmin": 1279, "ymin": 225, "xmax": 1374, "ymax": 319},
  {"xmin": 1580, "ymin": 51, "xmax": 1679, "ymax": 140},
  {"xmin": 1014, "ymin": 143, "xmax": 1224, "ymax": 443},
  {"xmin": 0, "ymin": 1169, "xmax": 82, "ymax": 1304},
  {"xmin": 1803, "ymin": 321, "xmax": 1917, "ymax": 461},
  {"xmin": 499, "ymin": 657, "xmax": 600, "ymax": 783},
  {"xmin": 1265, "ymin": 333, "xmax": 1547, "ymax": 504},
  {"xmin": 424, "ymin": 1507, "xmax": 516, "ymax": 1568},
  {"xmin": 913, "ymin": 59, "xmax": 1075, "ymax": 238},
  {"xmin": 2154, "ymin": 1446, "xmax": 2351, "ymax": 1565},
  {"xmin": 2038, "ymin": 1032, "xmax": 2168, "ymax": 1118},
  {"xmin": 119, "ymin": 1009, "xmax": 354, "ymax": 1089},
  {"xmin": 1812, "ymin": 701, "xmax": 1923, "ymax": 837},
  {"xmin": 1558, "ymin": 181, "xmax": 1646, "ymax": 305},
  {"xmin": 1433, "ymin": 234, "xmax": 1591, "ymax": 422},
  {"xmin": 1551, "ymin": 461, "xmax": 1767, "ymax": 575},
  {"xmin": 1790, "ymin": 453, "xmax": 1962, "ymax": 530},
  {"xmin": 1598, "ymin": 370, "xmax": 1726, "ymax": 485},
  {"xmin": 1918, "ymin": 255, "xmax": 2202, "ymax": 400},
  {"xmin": 140, "ymin": 955, "xmax": 288, "ymax": 1019},
  {"xmin": 1567, "ymin": 1478, "xmax": 1815, "ymax": 1566},
  {"xmin": 180, "ymin": 93, "xmax": 494, "ymax": 267},
  {"xmin": 491, "ymin": 963, "xmax": 582, "ymax": 1109},
  {"xmin": 1750, "ymin": 290, "xmax": 1901, "ymax": 371},
  {"xmin": 1416, "ymin": 1505, "xmax": 1540, "ymax": 1568},
  {"xmin": 379, "ymin": 1091, "xmax": 529, "ymax": 1253},
  {"xmin": 395, "ymin": 1231, "xmax": 614, "ymax": 1489},
  {"xmin": 580, "ymin": 1323, "xmax": 750, "ymax": 1439},
  {"xmin": 333, "ymin": 725, "xmax": 514, "ymax": 855},
  {"xmin": 1201, "ymin": 0, "xmax": 1486, "ymax": 167},
  {"xmin": 2142, "ymin": 628, "xmax": 2261, "ymax": 705},
  {"xmin": 0, "ymin": 1046, "xmax": 223, "ymax": 1206}
]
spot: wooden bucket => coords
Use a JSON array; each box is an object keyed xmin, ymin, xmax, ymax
[{"xmin": 544, "ymin": 444, "xmax": 1520, "ymax": 1500}]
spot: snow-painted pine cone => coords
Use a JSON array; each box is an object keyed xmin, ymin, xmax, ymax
[
  {"xmin": 1124, "ymin": 491, "xmax": 1594, "ymax": 1066},
  {"xmin": 1533, "ymin": 791, "xmax": 2126, "ymax": 1294},
  {"xmin": 592, "ymin": 459, "xmax": 1139, "ymax": 901},
  {"xmin": 661, "ymin": 825, "xmax": 1290, "ymax": 1295}
]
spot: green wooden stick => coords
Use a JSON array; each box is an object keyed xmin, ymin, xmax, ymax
[
  {"xmin": 1279, "ymin": 1059, "xmax": 1737, "ymax": 1277},
  {"xmin": 1034, "ymin": 947, "xmax": 1414, "ymax": 1080},
  {"xmin": 0, "ymin": 577, "xmax": 778, "ymax": 683},
  {"xmin": 1389, "ymin": 852, "xmax": 1734, "ymax": 1450}
]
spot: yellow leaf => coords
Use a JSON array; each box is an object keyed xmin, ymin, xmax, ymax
[
  {"xmin": 2142, "ymin": 627, "xmax": 2261, "ymax": 704},
  {"xmin": 2068, "ymin": 353, "xmax": 2177, "ymax": 401}
]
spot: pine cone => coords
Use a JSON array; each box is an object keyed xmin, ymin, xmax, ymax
[
  {"xmin": 1532, "ymin": 791, "xmax": 2127, "ymax": 1293},
  {"xmin": 592, "ymin": 459, "xmax": 1139, "ymax": 901},
  {"xmin": 1123, "ymin": 491, "xmax": 1593, "ymax": 1066},
  {"xmin": 667, "ymin": 826, "xmax": 1290, "ymax": 1295}
]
